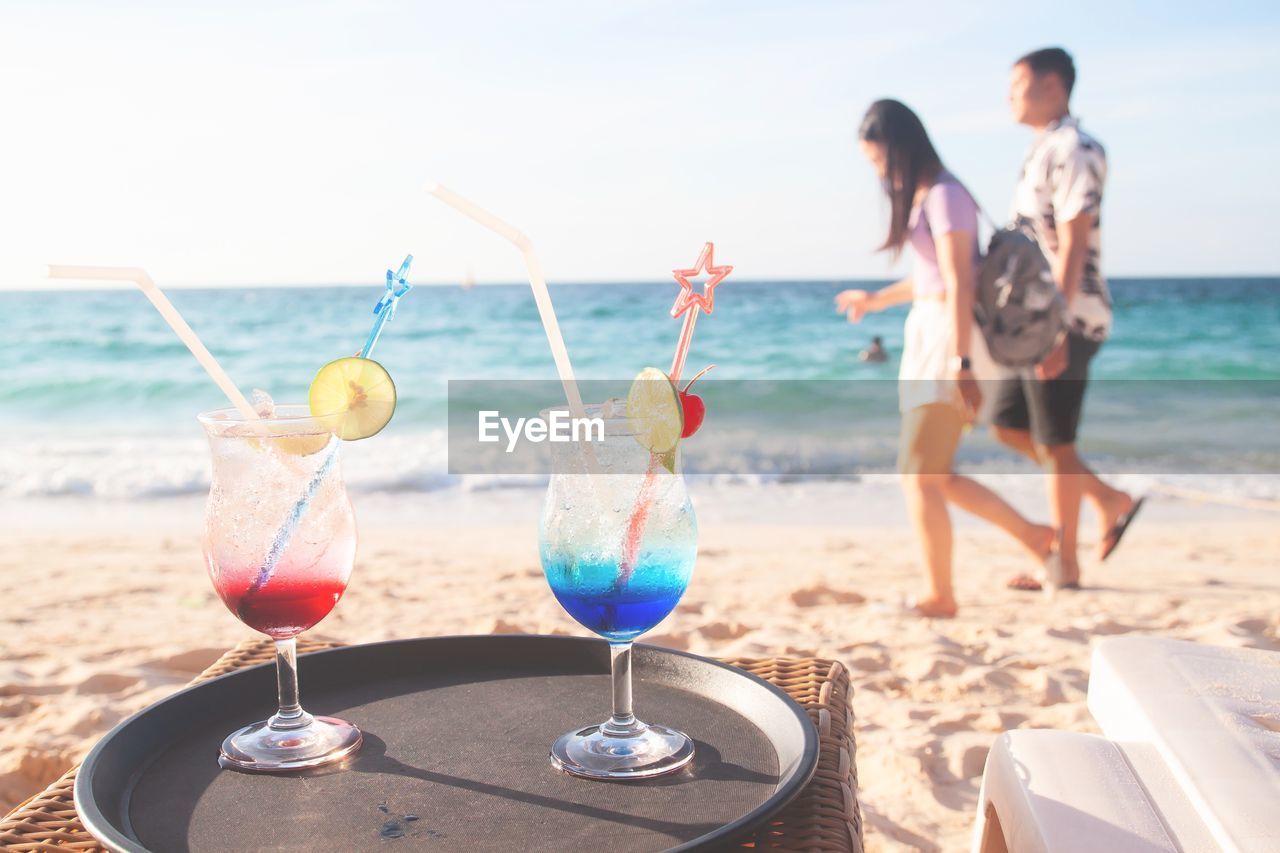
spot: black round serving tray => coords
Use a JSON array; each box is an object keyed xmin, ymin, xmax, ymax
[{"xmin": 75, "ymin": 635, "xmax": 818, "ymax": 852}]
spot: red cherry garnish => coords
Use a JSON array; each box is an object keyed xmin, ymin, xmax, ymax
[
  {"xmin": 677, "ymin": 364, "xmax": 715, "ymax": 439},
  {"xmin": 680, "ymin": 391, "xmax": 705, "ymax": 438}
]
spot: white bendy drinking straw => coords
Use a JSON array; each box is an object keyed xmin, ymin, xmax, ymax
[
  {"xmin": 46, "ymin": 265, "xmax": 260, "ymax": 422},
  {"xmin": 425, "ymin": 183, "xmax": 589, "ymax": 422}
]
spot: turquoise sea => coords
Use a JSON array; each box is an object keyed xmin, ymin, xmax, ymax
[{"xmin": 2, "ymin": 278, "xmax": 1277, "ymax": 501}]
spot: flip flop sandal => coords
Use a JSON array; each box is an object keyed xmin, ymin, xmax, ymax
[{"xmin": 1100, "ymin": 496, "xmax": 1146, "ymax": 562}]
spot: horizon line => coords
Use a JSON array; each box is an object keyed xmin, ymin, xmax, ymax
[{"xmin": 3, "ymin": 273, "xmax": 1279, "ymax": 292}]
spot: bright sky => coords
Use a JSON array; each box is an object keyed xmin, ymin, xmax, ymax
[{"xmin": 1, "ymin": 0, "xmax": 1276, "ymax": 288}]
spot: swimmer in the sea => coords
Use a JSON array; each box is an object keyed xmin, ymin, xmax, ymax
[{"xmin": 860, "ymin": 336, "xmax": 888, "ymax": 363}]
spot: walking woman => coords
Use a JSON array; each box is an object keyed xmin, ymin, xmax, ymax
[{"xmin": 836, "ymin": 99, "xmax": 1055, "ymax": 617}]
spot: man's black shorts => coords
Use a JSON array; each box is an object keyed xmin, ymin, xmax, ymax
[{"xmin": 989, "ymin": 333, "xmax": 1102, "ymax": 447}]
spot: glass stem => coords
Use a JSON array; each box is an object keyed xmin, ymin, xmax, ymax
[
  {"xmin": 602, "ymin": 641, "xmax": 643, "ymax": 737},
  {"xmin": 269, "ymin": 637, "xmax": 312, "ymax": 730}
]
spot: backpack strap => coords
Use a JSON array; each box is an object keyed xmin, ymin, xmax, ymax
[{"xmin": 953, "ymin": 178, "xmax": 1002, "ymax": 234}]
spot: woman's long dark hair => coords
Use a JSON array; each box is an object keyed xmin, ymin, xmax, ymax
[{"xmin": 859, "ymin": 99, "xmax": 943, "ymax": 256}]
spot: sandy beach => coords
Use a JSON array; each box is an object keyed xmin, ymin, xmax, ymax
[{"xmin": 2, "ymin": 484, "xmax": 1277, "ymax": 852}]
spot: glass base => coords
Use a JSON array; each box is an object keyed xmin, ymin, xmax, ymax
[
  {"xmin": 550, "ymin": 720, "xmax": 694, "ymax": 780},
  {"xmin": 219, "ymin": 714, "xmax": 362, "ymax": 772}
]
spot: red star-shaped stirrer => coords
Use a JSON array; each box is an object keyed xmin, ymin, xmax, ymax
[
  {"xmin": 668, "ymin": 242, "xmax": 732, "ymax": 383},
  {"xmin": 670, "ymin": 242, "xmax": 732, "ymax": 319}
]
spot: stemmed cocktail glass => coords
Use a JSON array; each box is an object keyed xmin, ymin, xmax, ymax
[
  {"xmin": 199, "ymin": 406, "xmax": 362, "ymax": 771},
  {"xmin": 50, "ymin": 262, "xmax": 412, "ymax": 774},
  {"xmin": 539, "ymin": 407, "xmax": 698, "ymax": 779},
  {"xmin": 422, "ymin": 192, "xmax": 729, "ymax": 781}
]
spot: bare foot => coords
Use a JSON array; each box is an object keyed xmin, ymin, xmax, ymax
[
  {"xmin": 1095, "ymin": 491, "xmax": 1134, "ymax": 560},
  {"xmin": 911, "ymin": 596, "xmax": 958, "ymax": 618},
  {"xmin": 1006, "ymin": 526, "xmax": 1064, "ymax": 592},
  {"xmin": 1007, "ymin": 574, "xmax": 1043, "ymax": 592},
  {"xmin": 1021, "ymin": 524, "xmax": 1056, "ymax": 564},
  {"xmin": 1006, "ymin": 573, "xmax": 1081, "ymax": 592}
]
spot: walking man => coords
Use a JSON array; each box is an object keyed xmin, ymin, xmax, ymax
[{"xmin": 993, "ymin": 47, "xmax": 1142, "ymax": 590}]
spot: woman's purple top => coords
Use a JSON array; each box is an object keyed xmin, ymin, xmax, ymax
[{"xmin": 908, "ymin": 172, "xmax": 979, "ymax": 298}]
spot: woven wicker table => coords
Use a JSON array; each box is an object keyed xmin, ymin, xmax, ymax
[{"xmin": 1, "ymin": 639, "xmax": 862, "ymax": 852}]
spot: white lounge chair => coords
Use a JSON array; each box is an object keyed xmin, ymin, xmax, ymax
[{"xmin": 972, "ymin": 637, "xmax": 1280, "ymax": 853}]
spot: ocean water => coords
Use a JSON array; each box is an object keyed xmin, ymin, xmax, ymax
[{"xmin": 2, "ymin": 278, "xmax": 1278, "ymax": 502}]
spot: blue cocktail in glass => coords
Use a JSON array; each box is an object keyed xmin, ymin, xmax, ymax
[{"xmin": 539, "ymin": 404, "xmax": 697, "ymax": 779}]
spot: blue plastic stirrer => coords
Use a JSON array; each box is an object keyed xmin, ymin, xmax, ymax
[{"xmin": 360, "ymin": 254, "xmax": 413, "ymax": 359}]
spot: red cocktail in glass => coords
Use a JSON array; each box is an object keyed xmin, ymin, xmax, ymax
[{"xmin": 199, "ymin": 405, "xmax": 361, "ymax": 772}]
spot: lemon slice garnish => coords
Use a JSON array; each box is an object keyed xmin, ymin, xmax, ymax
[
  {"xmin": 244, "ymin": 420, "xmax": 333, "ymax": 456},
  {"xmin": 309, "ymin": 357, "xmax": 397, "ymax": 440},
  {"xmin": 269, "ymin": 424, "xmax": 334, "ymax": 456},
  {"xmin": 626, "ymin": 367, "xmax": 683, "ymax": 454}
]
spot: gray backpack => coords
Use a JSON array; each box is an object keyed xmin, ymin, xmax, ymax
[
  {"xmin": 931, "ymin": 177, "xmax": 1067, "ymax": 368},
  {"xmin": 975, "ymin": 223, "xmax": 1067, "ymax": 368}
]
